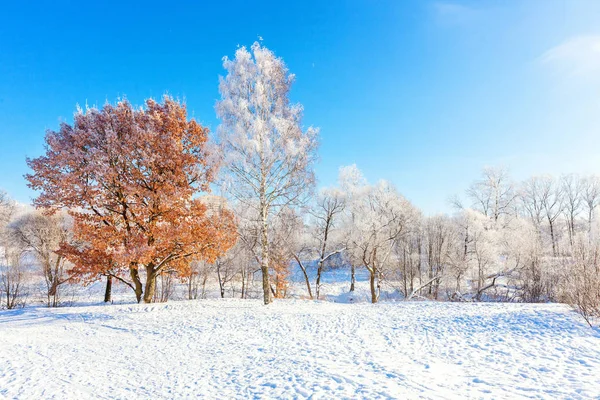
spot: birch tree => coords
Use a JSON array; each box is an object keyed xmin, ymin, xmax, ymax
[{"xmin": 216, "ymin": 42, "xmax": 318, "ymax": 304}]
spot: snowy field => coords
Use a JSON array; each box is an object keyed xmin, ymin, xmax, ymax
[{"xmin": 1, "ymin": 300, "xmax": 599, "ymax": 399}]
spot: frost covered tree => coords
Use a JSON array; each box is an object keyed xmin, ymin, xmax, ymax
[
  {"xmin": 561, "ymin": 174, "xmax": 583, "ymax": 248},
  {"xmin": 519, "ymin": 177, "xmax": 547, "ymax": 230},
  {"xmin": 341, "ymin": 166, "xmax": 416, "ymax": 303},
  {"xmin": 309, "ymin": 188, "xmax": 345, "ymax": 299},
  {"xmin": 421, "ymin": 215, "xmax": 454, "ymax": 299},
  {"xmin": 216, "ymin": 42, "xmax": 319, "ymax": 305},
  {"xmin": 537, "ymin": 177, "xmax": 563, "ymax": 257},
  {"xmin": 581, "ymin": 175, "xmax": 600, "ymax": 235},
  {"xmin": 9, "ymin": 211, "xmax": 72, "ymax": 307},
  {"xmin": 0, "ymin": 191, "xmax": 14, "ymax": 227},
  {"xmin": 467, "ymin": 167, "xmax": 517, "ymax": 223},
  {"xmin": 0, "ymin": 191, "xmax": 25, "ymax": 309}
]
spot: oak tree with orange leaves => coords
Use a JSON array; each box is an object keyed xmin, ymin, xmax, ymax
[{"xmin": 27, "ymin": 96, "xmax": 237, "ymax": 303}]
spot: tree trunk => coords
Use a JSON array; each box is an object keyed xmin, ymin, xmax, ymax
[
  {"xmin": 47, "ymin": 278, "xmax": 59, "ymax": 307},
  {"xmin": 201, "ymin": 273, "xmax": 208, "ymax": 299},
  {"xmin": 143, "ymin": 265, "xmax": 157, "ymax": 303},
  {"xmin": 315, "ymin": 263, "xmax": 323, "ymax": 300},
  {"xmin": 369, "ymin": 268, "xmax": 377, "ymax": 304},
  {"xmin": 130, "ymin": 265, "xmax": 143, "ymax": 303},
  {"xmin": 260, "ymin": 205, "xmax": 272, "ymax": 305},
  {"xmin": 241, "ymin": 268, "xmax": 246, "ymax": 299},
  {"xmin": 217, "ymin": 263, "xmax": 225, "ymax": 298},
  {"xmin": 104, "ymin": 275, "xmax": 112, "ymax": 303},
  {"xmin": 350, "ymin": 264, "xmax": 356, "ymax": 292},
  {"xmin": 188, "ymin": 276, "xmax": 194, "ymax": 300},
  {"xmin": 549, "ymin": 219, "xmax": 557, "ymax": 256},
  {"xmin": 294, "ymin": 255, "xmax": 313, "ymax": 299}
]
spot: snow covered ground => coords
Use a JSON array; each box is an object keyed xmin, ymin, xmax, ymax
[{"xmin": 1, "ymin": 300, "xmax": 599, "ymax": 399}]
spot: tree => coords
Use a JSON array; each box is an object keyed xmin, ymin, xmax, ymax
[
  {"xmin": 26, "ymin": 96, "xmax": 237, "ymax": 303},
  {"xmin": 311, "ymin": 189, "xmax": 346, "ymax": 299},
  {"xmin": 0, "ymin": 191, "xmax": 14, "ymax": 226},
  {"xmin": 291, "ymin": 188, "xmax": 346, "ymax": 300},
  {"xmin": 581, "ymin": 175, "xmax": 600, "ymax": 235},
  {"xmin": 0, "ymin": 191, "xmax": 26, "ymax": 309},
  {"xmin": 216, "ymin": 42, "xmax": 318, "ymax": 305},
  {"xmin": 338, "ymin": 165, "xmax": 368, "ymax": 293},
  {"xmin": 179, "ymin": 259, "xmax": 211, "ymax": 300},
  {"xmin": 343, "ymin": 167, "xmax": 416, "ymax": 303},
  {"xmin": 561, "ymin": 174, "xmax": 583, "ymax": 248},
  {"xmin": 466, "ymin": 167, "xmax": 517, "ymax": 223},
  {"xmin": 539, "ymin": 176, "xmax": 564, "ymax": 257},
  {"xmin": 566, "ymin": 234, "xmax": 600, "ymax": 326},
  {"xmin": 422, "ymin": 215, "xmax": 453, "ymax": 299},
  {"xmin": 9, "ymin": 212, "xmax": 72, "ymax": 307}
]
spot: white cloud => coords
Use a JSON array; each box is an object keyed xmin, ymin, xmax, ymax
[{"xmin": 541, "ymin": 35, "xmax": 600, "ymax": 79}]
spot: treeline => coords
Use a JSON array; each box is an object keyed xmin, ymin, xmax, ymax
[
  {"xmin": 233, "ymin": 166, "xmax": 600, "ymax": 314},
  {"xmin": 0, "ymin": 41, "xmax": 598, "ymax": 325}
]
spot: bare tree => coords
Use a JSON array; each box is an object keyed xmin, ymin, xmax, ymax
[
  {"xmin": 519, "ymin": 177, "xmax": 546, "ymax": 229},
  {"xmin": 467, "ymin": 167, "xmax": 517, "ymax": 223},
  {"xmin": 581, "ymin": 175, "xmax": 600, "ymax": 235},
  {"xmin": 422, "ymin": 215, "xmax": 453, "ymax": 299},
  {"xmin": 154, "ymin": 269, "xmax": 176, "ymax": 303},
  {"xmin": 1, "ymin": 260, "xmax": 26, "ymax": 309},
  {"xmin": 344, "ymin": 171, "xmax": 416, "ymax": 303},
  {"xmin": 520, "ymin": 176, "xmax": 563, "ymax": 255},
  {"xmin": 9, "ymin": 211, "xmax": 73, "ymax": 307},
  {"xmin": 215, "ymin": 249, "xmax": 240, "ymax": 298},
  {"xmin": 311, "ymin": 189, "xmax": 346, "ymax": 299},
  {"xmin": 181, "ymin": 259, "xmax": 219, "ymax": 300},
  {"xmin": 539, "ymin": 176, "xmax": 564, "ymax": 256},
  {"xmin": 566, "ymin": 235, "xmax": 600, "ymax": 326},
  {"xmin": 448, "ymin": 212, "xmax": 473, "ymax": 296},
  {"xmin": 0, "ymin": 191, "xmax": 14, "ymax": 226},
  {"xmin": 0, "ymin": 192, "xmax": 26, "ymax": 309},
  {"xmin": 561, "ymin": 174, "xmax": 583, "ymax": 248}
]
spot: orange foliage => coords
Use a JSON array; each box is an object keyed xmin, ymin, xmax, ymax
[
  {"xmin": 27, "ymin": 96, "xmax": 237, "ymax": 302},
  {"xmin": 270, "ymin": 248, "xmax": 290, "ymax": 299}
]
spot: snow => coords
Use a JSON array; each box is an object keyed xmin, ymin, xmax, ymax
[{"xmin": 1, "ymin": 300, "xmax": 599, "ymax": 399}]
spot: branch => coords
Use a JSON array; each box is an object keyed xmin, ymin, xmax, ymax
[{"xmin": 407, "ymin": 275, "xmax": 441, "ymax": 301}]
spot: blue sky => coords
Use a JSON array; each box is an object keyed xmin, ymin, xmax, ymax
[{"xmin": 1, "ymin": 0, "xmax": 600, "ymax": 213}]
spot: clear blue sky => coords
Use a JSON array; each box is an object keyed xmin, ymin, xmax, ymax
[{"xmin": 1, "ymin": 0, "xmax": 599, "ymax": 213}]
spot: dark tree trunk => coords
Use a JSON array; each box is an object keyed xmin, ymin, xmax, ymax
[
  {"xmin": 350, "ymin": 264, "xmax": 356, "ymax": 292},
  {"xmin": 217, "ymin": 263, "xmax": 225, "ymax": 298},
  {"xmin": 294, "ymin": 255, "xmax": 313, "ymax": 299},
  {"xmin": 130, "ymin": 265, "xmax": 143, "ymax": 303},
  {"xmin": 315, "ymin": 263, "xmax": 323, "ymax": 299},
  {"xmin": 241, "ymin": 268, "xmax": 246, "ymax": 299},
  {"xmin": 104, "ymin": 275, "xmax": 113, "ymax": 303},
  {"xmin": 143, "ymin": 264, "xmax": 157, "ymax": 303},
  {"xmin": 549, "ymin": 220, "xmax": 557, "ymax": 256}
]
